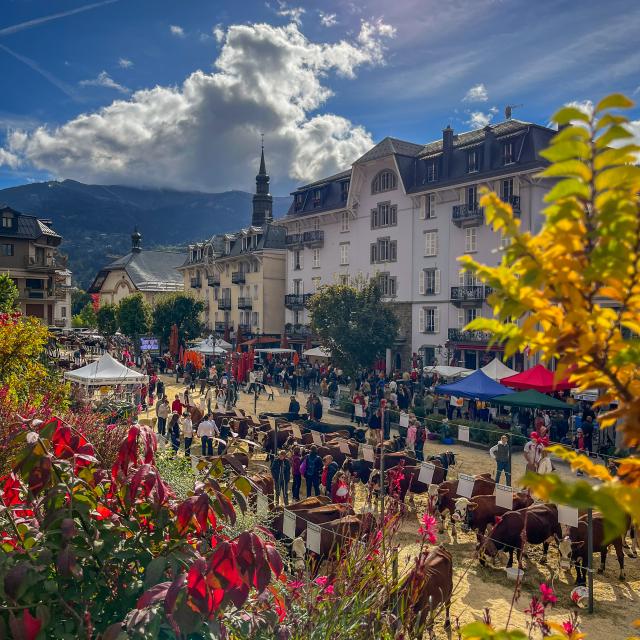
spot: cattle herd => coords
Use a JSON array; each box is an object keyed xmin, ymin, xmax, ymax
[{"xmin": 187, "ymin": 408, "xmax": 638, "ymax": 629}]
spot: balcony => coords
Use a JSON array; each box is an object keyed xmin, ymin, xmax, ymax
[
  {"xmin": 190, "ymin": 277, "xmax": 202, "ymax": 289},
  {"xmin": 238, "ymin": 324, "xmax": 252, "ymax": 335},
  {"xmin": 215, "ymin": 321, "xmax": 232, "ymax": 333},
  {"xmin": 231, "ymin": 271, "xmax": 246, "ymax": 284},
  {"xmin": 503, "ymin": 195, "xmax": 521, "ymax": 216},
  {"xmin": 238, "ymin": 296, "xmax": 253, "ymax": 310},
  {"xmin": 452, "ymin": 204, "xmax": 484, "ymax": 227},
  {"xmin": 285, "ymin": 230, "xmax": 324, "ymax": 249},
  {"xmin": 53, "ymin": 319, "xmax": 66, "ymax": 328},
  {"xmin": 218, "ymin": 298, "xmax": 232, "ymax": 311},
  {"xmin": 207, "ymin": 274, "xmax": 220, "ymax": 287},
  {"xmin": 448, "ymin": 328, "xmax": 495, "ymax": 344},
  {"xmin": 284, "ymin": 293, "xmax": 312, "ymax": 310},
  {"xmin": 23, "ymin": 256, "xmax": 55, "ymax": 271},
  {"xmin": 285, "ymin": 323, "xmax": 314, "ymax": 338},
  {"xmin": 451, "ymin": 285, "xmax": 492, "ymax": 307}
]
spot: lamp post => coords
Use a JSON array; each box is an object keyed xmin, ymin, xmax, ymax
[{"xmin": 254, "ymin": 327, "xmax": 261, "ymax": 415}]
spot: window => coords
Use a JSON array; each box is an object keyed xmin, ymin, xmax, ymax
[
  {"xmin": 503, "ymin": 141, "xmax": 514, "ymax": 165},
  {"xmin": 61, "ymin": 307, "xmax": 67, "ymax": 318},
  {"xmin": 370, "ymin": 203, "xmax": 397, "ymax": 229},
  {"xmin": 293, "ymin": 310, "xmax": 301, "ymax": 324},
  {"xmin": 500, "ymin": 233, "xmax": 511, "ymax": 249},
  {"xmin": 312, "ymin": 276, "xmax": 321, "ymax": 290},
  {"xmin": 467, "ymin": 149, "xmax": 479, "ymax": 173},
  {"xmin": 312, "ymin": 248, "xmax": 320, "ymax": 268},
  {"xmin": 419, "ymin": 268, "xmax": 440, "ymax": 295},
  {"xmin": 371, "ymin": 170, "xmax": 397, "ymax": 194},
  {"xmin": 295, "ymin": 221, "xmax": 301, "ymax": 234},
  {"xmin": 466, "ymin": 184, "xmax": 478, "ymax": 208},
  {"xmin": 340, "ymin": 242, "xmax": 349, "ymax": 265},
  {"xmin": 426, "ymin": 160, "xmax": 438, "ymax": 183},
  {"xmin": 420, "ymin": 307, "xmax": 440, "ymax": 333},
  {"xmin": 293, "ymin": 250, "xmax": 303, "ymax": 270},
  {"xmin": 465, "ymin": 308, "xmax": 478, "ymax": 324},
  {"xmin": 370, "ymin": 238, "xmax": 397, "ymax": 263},
  {"xmin": 252, "ymin": 312, "xmax": 259, "ymax": 327},
  {"xmin": 0, "ymin": 244, "xmax": 14, "ymax": 256},
  {"xmin": 459, "ymin": 270, "xmax": 478, "ymax": 286},
  {"xmin": 501, "ymin": 178, "xmax": 514, "ymax": 201},
  {"xmin": 313, "ymin": 189, "xmax": 322, "ymax": 207},
  {"xmin": 253, "ymin": 284, "xmax": 259, "ymax": 300},
  {"xmin": 1, "ymin": 213, "xmax": 13, "ymax": 228},
  {"xmin": 340, "ymin": 180, "xmax": 350, "ymax": 201},
  {"xmin": 295, "ymin": 193, "xmax": 304, "ymax": 210},
  {"xmin": 293, "ymin": 279, "xmax": 303, "ymax": 295},
  {"xmin": 241, "ymin": 236, "xmax": 249, "ymax": 251},
  {"xmin": 313, "ymin": 218, "xmax": 320, "ymax": 231},
  {"xmin": 377, "ymin": 273, "xmax": 397, "ymax": 297},
  {"xmin": 26, "ymin": 279, "xmax": 44, "ymax": 289},
  {"xmin": 338, "ymin": 274, "xmax": 349, "ymax": 286},
  {"xmin": 426, "ymin": 193, "xmax": 436, "ymax": 219},
  {"xmin": 340, "ymin": 211, "xmax": 350, "ymax": 232},
  {"xmin": 424, "ymin": 230, "xmax": 438, "ymax": 257},
  {"xmin": 465, "ymin": 227, "xmax": 477, "ymax": 253}
]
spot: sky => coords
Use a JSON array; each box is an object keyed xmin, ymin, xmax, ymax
[{"xmin": 0, "ymin": 0, "xmax": 639, "ymax": 195}]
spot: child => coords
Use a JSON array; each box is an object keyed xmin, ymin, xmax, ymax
[
  {"xmin": 331, "ymin": 471, "xmax": 350, "ymax": 503},
  {"xmin": 406, "ymin": 420, "xmax": 417, "ymax": 454}
]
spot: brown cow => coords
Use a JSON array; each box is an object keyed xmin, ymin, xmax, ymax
[
  {"xmin": 480, "ymin": 503, "xmax": 562, "ymax": 568},
  {"xmin": 307, "ymin": 513, "xmax": 376, "ymax": 561},
  {"xmin": 375, "ymin": 451, "xmax": 418, "ymax": 471},
  {"xmin": 270, "ymin": 496, "xmax": 332, "ymax": 537},
  {"xmin": 452, "ymin": 492, "xmax": 534, "ymax": 537},
  {"xmin": 386, "ymin": 462, "xmax": 447, "ymax": 504}
]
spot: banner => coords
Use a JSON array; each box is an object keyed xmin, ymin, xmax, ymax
[
  {"xmin": 458, "ymin": 425, "xmax": 470, "ymax": 442},
  {"xmin": 457, "ymin": 473, "xmax": 474, "ymax": 498},
  {"xmin": 339, "ymin": 441, "xmax": 351, "ymax": 454},
  {"xmin": 306, "ymin": 523, "xmax": 321, "ymax": 554},
  {"xmin": 495, "ymin": 484, "xmax": 513, "ymax": 510},
  {"xmin": 256, "ymin": 491, "xmax": 269, "ymax": 514},
  {"xmin": 399, "ymin": 413, "xmax": 409, "ymax": 428},
  {"xmin": 291, "ymin": 423, "xmax": 302, "ymax": 439},
  {"xmin": 418, "ymin": 462, "xmax": 435, "ymax": 485},
  {"xmin": 312, "ymin": 431, "xmax": 323, "ymax": 446},
  {"xmin": 354, "ymin": 404, "xmax": 364, "ymax": 418},
  {"xmin": 558, "ymin": 504, "xmax": 579, "ymax": 528},
  {"xmin": 283, "ymin": 509, "xmax": 297, "ymax": 539}
]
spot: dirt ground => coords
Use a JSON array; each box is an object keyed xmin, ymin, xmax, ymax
[{"xmin": 155, "ymin": 375, "xmax": 640, "ymax": 638}]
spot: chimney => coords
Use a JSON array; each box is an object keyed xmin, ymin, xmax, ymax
[
  {"xmin": 483, "ymin": 125, "xmax": 495, "ymax": 171},
  {"xmin": 442, "ymin": 125, "xmax": 454, "ymax": 179}
]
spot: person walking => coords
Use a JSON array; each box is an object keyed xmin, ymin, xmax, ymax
[
  {"xmin": 218, "ymin": 418, "xmax": 232, "ymax": 455},
  {"xmin": 303, "ymin": 445, "xmax": 322, "ymax": 497},
  {"xmin": 197, "ymin": 414, "xmax": 217, "ymax": 457},
  {"xmin": 291, "ymin": 446, "xmax": 302, "ymax": 501},
  {"xmin": 198, "ymin": 367, "xmax": 208, "ymax": 395},
  {"xmin": 405, "ymin": 419, "xmax": 417, "ymax": 455},
  {"xmin": 156, "ymin": 378, "xmax": 165, "ymax": 400},
  {"xmin": 182, "ymin": 411, "xmax": 193, "ymax": 458},
  {"xmin": 489, "ymin": 434, "xmax": 511, "ymax": 486},
  {"xmin": 582, "ymin": 414, "xmax": 595, "ymax": 454},
  {"xmin": 171, "ymin": 394, "xmax": 184, "ymax": 415},
  {"xmin": 156, "ymin": 396, "xmax": 170, "ymax": 436},
  {"xmin": 415, "ymin": 423, "xmax": 427, "ymax": 462},
  {"xmin": 168, "ymin": 412, "xmax": 181, "ymax": 455},
  {"xmin": 271, "ymin": 450, "xmax": 291, "ymax": 506},
  {"xmin": 322, "ymin": 455, "xmax": 339, "ymax": 496}
]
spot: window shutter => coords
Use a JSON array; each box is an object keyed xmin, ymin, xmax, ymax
[
  {"xmin": 419, "ymin": 197, "xmax": 426, "ymax": 220},
  {"xmin": 458, "ymin": 309, "xmax": 465, "ymax": 328},
  {"xmin": 390, "ymin": 277, "xmax": 396, "ymax": 296},
  {"xmin": 391, "ymin": 205, "xmax": 397, "ymax": 225},
  {"xmin": 370, "ymin": 243, "xmax": 377, "ymax": 264},
  {"xmin": 419, "ymin": 270, "xmax": 425, "ymax": 295},
  {"xmin": 429, "ymin": 193, "xmax": 436, "ymax": 218},
  {"xmin": 390, "ymin": 240, "xmax": 397, "ymax": 262},
  {"xmin": 289, "ymin": 251, "xmax": 294, "ymax": 270},
  {"xmin": 419, "ymin": 307, "xmax": 425, "ymax": 333},
  {"xmin": 371, "ymin": 209, "xmax": 377, "ymax": 229},
  {"xmin": 434, "ymin": 269, "xmax": 441, "ymax": 294},
  {"xmin": 434, "ymin": 308, "xmax": 440, "ymax": 334},
  {"xmin": 299, "ymin": 250, "xmax": 304, "ymax": 269},
  {"xmin": 434, "ymin": 231, "xmax": 439, "ymax": 255}
]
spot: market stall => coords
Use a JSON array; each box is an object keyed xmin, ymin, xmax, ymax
[
  {"xmin": 501, "ymin": 364, "xmax": 575, "ymax": 392},
  {"xmin": 434, "ymin": 369, "xmax": 515, "ymax": 400},
  {"xmin": 492, "ymin": 389, "xmax": 572, "ymax": 410}
]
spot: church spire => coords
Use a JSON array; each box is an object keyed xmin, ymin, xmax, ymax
[{"xmin": 252, "ymin": 134, "xmax": 273, "ymax": 227}]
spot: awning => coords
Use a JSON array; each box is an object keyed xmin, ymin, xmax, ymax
[
  {"xmin": 303, "ymin": 346, "xmax": 331, "ymax": 358},
  {"xmin": 501, "ymin": 364, "xmax": 575, "ymax": 392},
  {"xmin": 435, "ymin": 369, "xmax": 515, "ymax": 400},
  {"xmin": 243, "ymin": 336, "xmax": 281, "ymax": 346},
  {"xmin": 492, "ymin": 389, "xmax": 572, "ymax": 410},
  {"xmin": 479, "ymin": 357, "xmax": 518, "ymax": 381},
  {"xmin": 424, "ymin": 365, "xmax": 472, "ymax": 378},
  {"xmin": 64, "ymin": 353, "xmax": 148, "ymax": 386},
  {"xmin": 254, "ymin": 348, "xmax": 296, "ymax": 354}
]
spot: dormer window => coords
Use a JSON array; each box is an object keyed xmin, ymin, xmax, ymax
[
  {"xmin": 467, "ymin": 150, "xmax": 479, "ymax": 173},
  {"xmin": 340, "ymin": 180, "xmax": 350, "ymax": 201},
  {"xmin": 426, "ymin": 161, "xmax": 438, "ymax": 183},
  {"xmin": 312, "ymin": 189, "xmax": 322, "ymax": 207},
  {"xmin": 372, "ymin": 170, "xmax": 397, "ymax": 194},
  {"xmin": 1, "ymin": 212, "xmax": 13, "ymax": 228},
  {"xmin": 241, "ymin": 236, "xmax": 249, "ymax": 251},
  {"xmin": 503, "ymin": 141, "xmax": 514, "ymax": 165},
  {"xmin": 295, "ymin": 193, "xmax": 304, "ymax": 210}
]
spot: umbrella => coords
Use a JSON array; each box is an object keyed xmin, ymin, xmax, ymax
[
  {"xmin": 492, "ymin": 389, "xmax": 572, "ymax": 410},
  {"xmin": 435, "ymin": 369, "xmax": 514, "ymax": 400},
  {"xmin": 293, "ymin": 351, "xmax": 300, "ymax": 366},
  {"xmin": 169, "ymin": 324, "xmax": 179, "ymax": 357}
]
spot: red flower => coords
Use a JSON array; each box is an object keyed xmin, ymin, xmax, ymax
[
  {"xmin": 563, "ymin": 620, "xmax": 577, "ymax": 634},
  {"xmin": 314, "ymin": 575, "xmax": 328, "ymax": 588},
  {"xmin": 417, "ymin": 513, "xmax": 438, "ymax": 544},
  {"xmin": 539, "ymin": 583, "xmax": 557, "ymax": 605},
  {"xmin": 1, "ymin": 474, "xmax": 23, "ymax": 506},
  {"xmin": 525, "ymin": 596, "xmax": 545, "ymax": 621}
]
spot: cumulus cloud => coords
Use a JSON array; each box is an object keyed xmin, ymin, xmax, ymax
[
  {"xmin": 0, "ymin": 148, "xmax": 20, "ymax": 169},
  {"xmin": 79, "ymin": 71, "xmax": 129, "ymax": 94},
  {"xmin": 463, "ymin": 83, "xmax": 488, "ymax": 102},
  {"xmin": 319, "ymin": 11, "xmax": 337, "ymax": 27},
  {"xmin": 118, "ymin": 57, "xmax": 133, "ymax": 69},
  {"xmin": 170, "ymin": 24, "xmax": 185, "ymax": 37},
  {"xmin": 268, "ymin": 1, "xmax": 305, "ymax": 25},
  {"xmin": 467, "ymin": 111, "xmax": 493, "ymax": 128},
  {"xmin": 3, "ymin": 21, "xmax": 394, "ymax": 192}
]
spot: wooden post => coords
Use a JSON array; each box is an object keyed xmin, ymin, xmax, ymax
[{"xmin": 587, "ymin": 508, "xmax": 594, "ymax": 613}]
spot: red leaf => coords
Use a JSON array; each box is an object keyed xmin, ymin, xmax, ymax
[
  {"xmin": 164, "ymin": 572, "xmax": 186, "ymax": 617},
  {"xmin": 27, "ymin": 456, "xmax": 52, "ymax": 495},
  {"xmin": 136, "ymin": 582, "xmax": 171, "ymax": 609},
  {"xmin": 265, "ymin": 541, "xmax": 283, "ymax": 577},
  {"xmin": 9, "ymin": 609, "xmax": 43, "ymax": 640},
  {"xmin": 208, "ymin": 542, "xmax": 242, "ymax": 589},
  {"xmin": 1, "ymin": 473, "xmax": 23, "ymax": 506}
]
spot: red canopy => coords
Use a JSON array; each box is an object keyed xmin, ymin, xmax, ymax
[
  {"xmin": 501, "ymin": 364, "xmax": 575, "ymax": 392},
  {"xmin": 280, "ymin": 334, "xmax": 289, "ymax": 349}
]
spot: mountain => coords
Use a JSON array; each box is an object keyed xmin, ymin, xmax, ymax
[{"xmin": 0, "ymin": 179, "xmax": 292, "ymax": 288}]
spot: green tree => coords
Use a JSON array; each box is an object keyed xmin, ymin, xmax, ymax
[
  {"xmin": 152, "ymin": 292, "xmax": 204, "ymax": 349},
  {"xmin": 117, "ymin": 293, "xmax": 151, "ymax": 348},
  {"xmin": 308, "ymin": 277, "xmax": 398, "ymax": 376},
  {"xmin": 96, "ymin": 303, "xmax": 118, "ymax": 337},
  {"xmin": 0, "ymin": 273, "xmax": 19, "ymax": 312},
  {"xmin": 71, "ymin": 288, "xmax": 91, "ymax": 315},
  {"xmin": 71, "ymin": 302, "xmax": 97, "ymax": 328}
]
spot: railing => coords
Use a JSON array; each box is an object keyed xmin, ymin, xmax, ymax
[
  {"xmin": 238, "ymin": 297, "xmax": 253, "ymax": 310},
  {"xmin": 284, "ymin": 293, "xmax": 312, "ymax": 309},
  {"xmin": 448, "ymin": 328, "xmax": 495, "ymax": 343},
  {"xmin": 502, "ymin": 195, "xmax": 521, "ymax": 215},
  {"xmin": 207, "ymin": 275, "xmax": 220, "ymax": 287},
  {"xmin": 231, "ymin": 271, "xmax": 245, "ymax": 284},
  {"xmin": 450, "ymin": 285, "xmax": 492, "ymax": 302},
  {"xmin": 452, "ymin": 203, "xmax": 484, "ymax": 225},
  {"xmin": 190, "ymin": 277, "xmax": 202, "ymax": 288},
  {"xmin": 285, "ymin": 233, "xmax": 302, "ymax": 247},
  {"xmin": 285, "ymin": 323, "xmax": 314, "ymax": 337},
  {"xmin": 53, "ymin": 319, "xmax": 66, "ymax": 327},
  {"xmin": 285, "ymin": 230, "xmax": 324, "ymax": 248},
  {"xmin": 24, "ymin": 256, "xmax": 55, "ymax": 270},
  {"xmin": 218, "ymin": 298, "xmax": 232, "ymax": 311},
  {"xmin": 238, "ymin": 324, "xmax": 252, "ymax": 334},
  {"xmin": 215, "ymin": 322, "xmax": 231, "ymax": 332}
]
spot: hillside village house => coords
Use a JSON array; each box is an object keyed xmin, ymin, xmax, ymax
[
  {"xmin": 178, "ymin": 147, "xmax": 286, "ymax": 341},
  {"xmin": 280, "ymin": 118, "xmax": 555, "ymax": 370},
  {"xmin": 88, "ymin": 229, "xmax": 185, "ymax": 306},
  {"xmin": 0, "ymin": 204, "xmax": 72, "ymax": 327}
]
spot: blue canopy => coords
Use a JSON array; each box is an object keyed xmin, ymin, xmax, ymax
[{"xmin": 435, "ymin": 369, "xmax": 515, "ymax": 400}]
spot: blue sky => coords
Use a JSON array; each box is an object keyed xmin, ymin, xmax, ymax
[{"xmin": 1, "ymin": 0, "xmax": 639, "ymax": 194}]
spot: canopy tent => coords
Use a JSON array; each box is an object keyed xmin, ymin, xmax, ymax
[
  {"xmin": 424, "ymin": 365, "xmax": 472, "ymax": 379},
  {"xmin": 192, "ymin": 337, "xmax": 230, "ymax": 356},
  {"xmin": 479, "ymin": 358, "xmax": 518, "ymax": 381},
  {"xmin": 492, "ymin": 389, "xmax": 572, "ymax": 410},
  {"xmin": 501, "ymin": 364, "xmax": 575, "ymax": 392},
  {"xmin": 254, "ymin": 348, "xmax": 295, "ymax": 354},
  {"xmin": 64, "ymin": 353, "xmax": 148, "ymax": 386},
  {"xmin": 435, "ymin": 369, "xmax": 515, "ymax": 400},
  {"xmin": 303, "ymin": 346, "xmax": 332, "ymax": 358}
]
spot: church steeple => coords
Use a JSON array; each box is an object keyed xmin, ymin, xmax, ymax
[{"xmin": 252, "ymin": 135, "xmax": 273, "ymax": 227}]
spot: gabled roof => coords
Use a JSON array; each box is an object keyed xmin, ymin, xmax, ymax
[
  {"xmin": 0, "ymin": 204, "xmax": 61, "ymax": 242},
  {"xmin": 355, "ymin": 137, "xmax": 424, "ymax": 164}
]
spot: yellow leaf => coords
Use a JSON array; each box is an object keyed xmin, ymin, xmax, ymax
[{"xmin": 595, "ymin": 93, "xmax": 635, "ymax": 112}]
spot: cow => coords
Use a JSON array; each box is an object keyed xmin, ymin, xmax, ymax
[
  {"xmin": 394, "ymin": 545, "xmax": 453, "ymax": 636},
  {"xmin": 427, "ymin": 452, "xmax": 457, "ymax": 481},
  {"xmin": 479, "ymin": 503, "xmax": 562, "ymax": 568},
  {"xmin": 436, "ymin": 474, "xmax": 495, "ymax": 541},
  {"xmin": 269, "ymin": 496, "xmax": 335, "ymax": 538},
  {"xmin": 343, "ymin": 458, "xmax": 374, "ymax": 485},
  {"xmin": 385, "ymin": 462, "xmax": 448, "ymax": 505},
  {"xmin": 557, "ymin": 512, "xmax": 626, "ymax": 584},
  {"xmin": 452, "ymin": 492, "xmax": 534, "ymax": 537},
  {"xmin": 307, "ymin": 514, "xmax": 376, "ymax": 564},
  {"xmin": 375, "ymin": 451, "xmax": 419, "ymax": 471}
]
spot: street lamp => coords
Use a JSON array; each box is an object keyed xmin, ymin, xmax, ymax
[{"xmin": 253, "ymin": 326, "xmax": 261, "ymax": 414}]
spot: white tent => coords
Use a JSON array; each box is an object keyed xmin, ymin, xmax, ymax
[
  {"xmin": 254, "ymin": 348, "xmax": 295, "ymax": 354},
  {"xmin": 424, "ymin": 365, "xmax": 472, "ymax": 378},
  {"xmin": 479, "ymin": 358, "xmax": 518, "ymax": 381},
  {"xmin": 192, "ymin": 337, "xmax": 230, "ymax": 355},
  {"xmin": 303, "ymin": 346, "xmax": 331, "ymax": 358},
  {"xmin": 64, "ymin": 353, "xmax": 148, "ymax": 386}
]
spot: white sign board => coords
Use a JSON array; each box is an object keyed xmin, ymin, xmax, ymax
[
  {"xmin": 256, "ymin": 491, "xmax": 269, "ymax": 515},
  {"xmin": 354, "ymin": 404, "xmax": 364, "ymax": 418},
  {"xmin": 361, "ymin": 444, "xmax": 375, "ymax": 462},
  {"xmin": 399, "ymin": 412, "xmax": 410, "ymax": 428},
  {"xmin": 458, "ymin": 425, "xmax": 470, "ymax": 442},
  {"xmin": 339, "ymin": 441, "xmax": 351, "ymax": 455},
  {"xmin": 558, "ymin": 504, "xmax": 579, "ymax": 528},
  {"xmin": 283, "ymin": 509, "xmax": 297, "ymax": 539},
  {"xmin": 291, "ymin": 424, "xmax": 302, "ymax": 439},
  {"xmin": 322, "ymin": 397, "xmax": 331, "ymax": 412},
  {"xmin": 268, "ymin": 417, "xmax": 276, "ymax": 430},
  {"xmin": 495, "ymin": 484, "xmax": 514, "ymax": 510},
  {"xmin": 306, "ymin": 523, "xmax": 321, "ymax": 554},
  {"xmin": 418, "ymin": 462, "xmax": 436, "ymax": 485},
  {"xmin": 312, "ymin": 431, "xmax": 323, "ymax": 446},
  {"xmin": 457, "ymin": 473, "xmax": 475, "ymax": 499}
]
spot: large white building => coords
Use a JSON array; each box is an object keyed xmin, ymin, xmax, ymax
[{"xmin": 278, "ymin": 118, "xmax": 556, "ymax": 370}]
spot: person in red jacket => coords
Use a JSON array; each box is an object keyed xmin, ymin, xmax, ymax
[
  {"xmin": 331, "ymin": 471, "xmax": 350, "ymax": 503},
  {"xmin": 171, "ymin": 394, "xmax": 184, "ymax": 414}
]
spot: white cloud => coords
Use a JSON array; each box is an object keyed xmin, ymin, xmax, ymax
[
  {"xmin": 170, "ymin": 24, "xmax": 185, "ymax": 37},
  {"xmin": 118, "ymin": 57, "xmax": 133, "ymax": 69},
  {"xmin": 79, "ymin": 71, "xmax": 129, "ymax": 94},
  {"xmin": 467, "ymin": 110, "xmax": 494, "ymax": 128},
  {"xmin": 271, "ymin": 1, "xmax": 305, "ymax": 25},
  {"xmin": 319, "ymin": 11, "xmax": 337, "ymax": 27},
  {"xmin": 3, "ymin": 21, "xmax": 395, "ymax": 192},
  {"xmin": 0, "ymin": 148, "xmax": 20, "ymax": 169},
  {"xmin": 463, "ymin": 83, "xmax": 488, "ymax": 102}
]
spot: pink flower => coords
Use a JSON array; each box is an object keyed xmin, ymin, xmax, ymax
[
  {"xmin": 314, "ymin": 575, "xmax": 328, "ymax": 588},
  {"xmin": 417, "ymin": 513, "xmax": 438, "ymax": 544},
  {"xmin": 563, "ymin": 620, "xmax": 577, "ymax": 634},
  {"xmin": 324, "ymin": 585, "xmax": 335, "ymax": 595},
  {"xmin": 525, "ymin": 596, "xmax": 545, "ymax": 621},
  {"xmin": 287, "ymin": 580, "xmax": 304, "ymax": 590},
  {"xmin": 539, "ymin": 583, "xmax": 557, "ymax": 605}
]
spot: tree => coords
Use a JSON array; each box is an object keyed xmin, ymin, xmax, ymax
[
  {"xmin": 152, "ymin": 293, "xmax": 204, "ymax": 349},
  {"xmin": 308, "ymin": 277, "xmax": 398, "ymax": 376},
  {"xmin": 96, "ymin": 303, "xmax": 118, "ymax": 337},
  {"xmin": 71, "ymin": 302, "xmax": 97, "ymax": 328},
  {"xmin": 0, "ymin": 273, "xmax": 18, "ymax": 312},
  {"xmin": 71, "ymin": 288, "xmax": 91, "ymax": 315},
  {"xmin": 460, "ymin": 94, "xmax": 640, "ymax": 544},
  {"xmin": 117, "ymin": 293, "xmax": 151, "ymax": 347}
]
